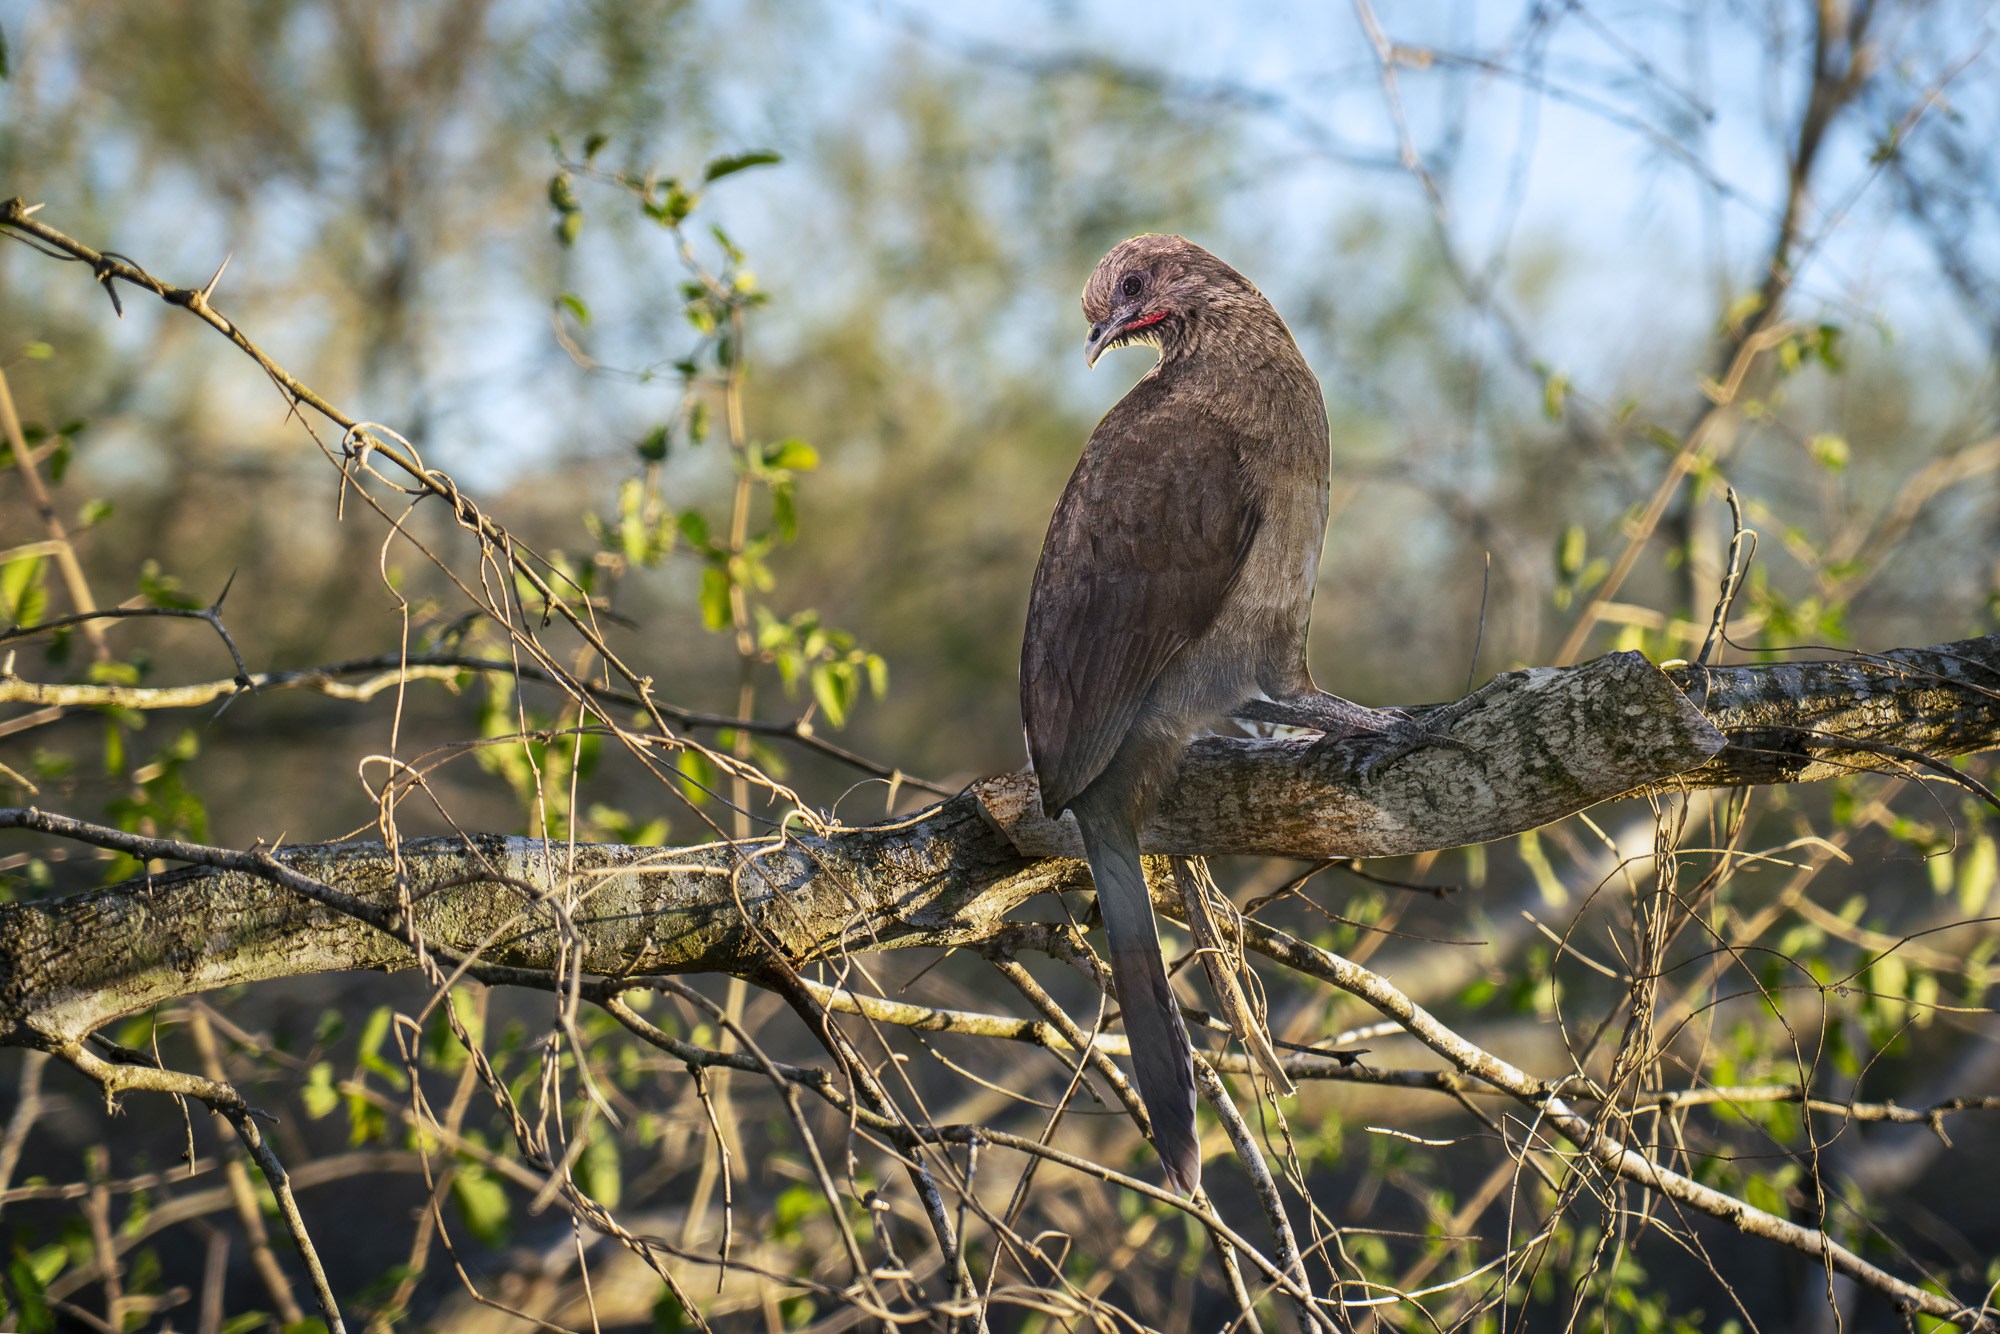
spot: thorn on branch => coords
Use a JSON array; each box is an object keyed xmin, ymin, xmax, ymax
[
  {"xmin": 91, "ymin": 256, "xmax": 124, "ymax": 317},
  {"xmin": 197, "ymin": 252, "xmax": 232, "ymax": 305}
]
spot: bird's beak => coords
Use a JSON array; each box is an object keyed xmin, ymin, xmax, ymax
[
  {"xmin": 1084, "ymin": 319, "xmax": 1117, "ymax": 368},
  {"xmin": 1085, "ymin": 308, "xmax": 1167, "ymax": 367}
]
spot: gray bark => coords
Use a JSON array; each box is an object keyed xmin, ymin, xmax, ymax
[{"xmin": 4, "ymin": 636, "xmax": 1999, "ymax": 1050}]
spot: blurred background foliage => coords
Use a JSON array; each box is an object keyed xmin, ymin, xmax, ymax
[{"xmin": 5, "ymin": 1, "xmax": 2000, "ymax": 1331}]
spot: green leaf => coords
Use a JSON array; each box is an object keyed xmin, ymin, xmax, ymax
[
  {"xmin": 1961, "ymin": 834, "xmax": 1997, "ymax": 916},
  {"xmin": 1516, "ymin": 829, "xmax": 1566, "ymax": 908},
  {"xmin": 547, "ymin": 173, "xmax": 579, "ymax": 213},
  {"xmin": 114, "ymin": 1015, "xmax": 155, "ymax": 1052},
  {"xmin": 557, "ymin": 211, "xmax": 583, "ymax": 247},
  {"xmin": 139, "ymin": 559, "xmax": 201, "ymax": 610},
  {"xmin": 637, "ymin": 424, "xmax": 668, "ymax": 462},
  {"xmin": 301, "ymin": 1062, "xmax": 339, "ymax": 1119},
  {"xmin": 810, "ymin": 663, "xmax": 850, "ymax": 728},
  {"xmin": 763, "ymin": 438, "xmax": 818, "ymax": 472},
  {"xmin": 1742, "ymin": 1171, "xmax": 1784, "ymax": 1217},
  {"xmin": 1806, "ymin": 433, "xmax": 1848, "ymax": 472},
  {"xmin": 77, "ymin": 498, "xmax": 113, "ymax": 529},
  {"xmin": 21, "ymin": 341, "xmax": 51, "ymax": 361},
  {"xmin": 582, "ymin": 132, "xmax": 609, "ymax": 160},
  {"xmin": 1, "ymin": 554, "xmax": 47, "ymax": 625},
  {"xmin": 675, "ymin": 748, "xmax": 714, "ymax": 807},
  {"xmin": 676, "ymin": 508, "xmax": 710, "ymax": 549},
  {"xmin": 355, "ymin": 1005, "xmax": 406, "ymax": 1089},
  {"xmin": 580, "ymin": 1132, "xmax": 621, "ymax": 1209},
  {"xmin": 1869, "ymin": 954, "xmax": 1909, "ymax": 1027},
  {"xmin": 704, "ymin": 142, "xmax": 780, "ymax": 176},
  {"xmin": 645, "ymin": 180, "xmax": 696, "ymax": 227},
  {"xmin": 217, "ymin": 1313, "xmax": 271, "ymax": 1334},
  {"xmin": 23, "ymin": 1244, "xmax": 66, "ymax": 1288},
  {"xmin": 0, "ymin": 22, "xmax": 10, "ymax": 80},
  {"xmin": 653, "ymin": 1289, "xmax": 690, "ymax": 1334},
  {"xmin": 8, "ymin": 1256, "xmax": 54, "ymax": 1334},
  {"xmin": 1556, "ymin": 524, "xmax": 1586, "ymax": 579},
  {"xmin": 451, "ymin": 1165, "xmax": 511, "ymax": 1246},
  {"xmin": 557, "ymin": 292, "xmax": 590, "ymax": 325},
  {"xmin": 771, "ymin": 484, "xmax": 797, "ymax": 542},
  {"xmin": 771, "ymin": 1182, "xmax": 824, "ymax": 1242},
  {"xmin": 699, "ymin": 567, "xmax": 732, "ymax": 631},
  {"xmin": 1722, "ymin": 290, "xmax": 1764, "ymax": 333},
  {"xmin": 1541, "ymin": 370, "xmax": 1568, "ymax": 422},
  {"xmin": 688, "ymin": 400, "xmax": 709, "ymax": 445}
]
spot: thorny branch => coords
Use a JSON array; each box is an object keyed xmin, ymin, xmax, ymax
[
  {"xmin": 0, "ymin": 650, "xmax": 950, "ymax": 794},
  {"xmin": 6, "ymin": 607, "xmax": 2000, "ymax": 1324},
  {"xmin": 7, "ymin": 159, "xmax": 2000, "ymax": 1331}
]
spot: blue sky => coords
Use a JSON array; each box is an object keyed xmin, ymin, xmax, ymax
[{"xmin": 5, "ymin": 0, "xmax": 1996, "ymax": 490}]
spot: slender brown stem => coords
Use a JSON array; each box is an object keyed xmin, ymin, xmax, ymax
[
  {"xmin": 0, "ymin": 366, "xmax": 108, "ymax": 663},
  {"xmin": 188, "ymin": 1010, "xmax": 307, "ymax": 1327},
  {"xmin": 81, "ymin": 1146, "xmax": 125, "ymax": 1332},
  {"xmin": 0, "ymin": 1049, "xmax": 48, "ymax": 1215}
]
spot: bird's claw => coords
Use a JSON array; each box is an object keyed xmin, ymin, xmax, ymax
[{"xmin": 1332, "ymin": 700, "xmax": 1482, "ymax": 781}]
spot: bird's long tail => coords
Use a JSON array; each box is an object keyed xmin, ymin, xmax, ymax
[{"xmin": 1072, "ymin": 795, "xmax": 1202, "ymax": 1196}]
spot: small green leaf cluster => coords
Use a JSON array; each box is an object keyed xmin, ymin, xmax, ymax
[
  {"xmin": 755, "ymin": 608, "xmax": 888, "ymax": 729},
  {"xmin": 2, "ymin": 1196, "xmax": 204, "ymax": 1333},
  {"xmin": 1551, "ymin": 523, "xmax": 1607, "ymax": 613},
  {"xmin": 546, "ymin": 134, "xmax": 779, "ymax": 249},
  {"xmin": 0, "ymin": 346, "xmax": 227, "ymax": 902},
  {"xmin": 550, "ymin": 139, "xmax": 888, "ymax": 747}
]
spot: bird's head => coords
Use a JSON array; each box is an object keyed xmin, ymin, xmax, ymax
[{"xmin": 1081, "ymin": 234, "xmax": 1269, "ymax": 368}]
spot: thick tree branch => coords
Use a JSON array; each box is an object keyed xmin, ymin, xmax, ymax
[
  {"xmin": 4, "ymin": 635, "xmax": 1997, "ymax": 1050},
  {"xmin": 4, "ymin": 633, "xmax": 2000, "ymax": 1325}
]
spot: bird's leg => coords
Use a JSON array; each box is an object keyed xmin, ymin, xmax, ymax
[
  {"xmin": 1232, "ymin": 689, "xmax": 1480, "ymax": 778},
  {"xmin": 1233, "ymin": 691, "xmax": 1406, "ymax": 740}
]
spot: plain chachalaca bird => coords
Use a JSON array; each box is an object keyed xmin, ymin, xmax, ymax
[{"xmin": 1021, "ymin": 234, "xmax": 1462, "ymax": 1195}]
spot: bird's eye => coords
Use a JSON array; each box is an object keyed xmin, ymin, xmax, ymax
[{"xmin": 1121, "ymin": 273, "xmax": 1144, "ymax": 298}]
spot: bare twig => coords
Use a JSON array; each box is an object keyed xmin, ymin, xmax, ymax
[
  {"xmin": 1553, "ymin": 323, "xmax": 1797, "ymax": 664},
  {"xmin": 56, "ymin": 1042, "xmax": 348, "ymax": 1333},
  {"xmin": 1189, "ymin": 1057, "xmax": 1322, "ymax": 1334},
  {"xmin": 1208, "ymin": 911, "xmax": 1996, "ymax": 1329},
  {"xmin": 0, "ymin": 599, "xmax": 253, "ymax": 686},
  {"xmin": 0, "ymin": 650, "xmax": 948, "ymax": 791},
  {"xmin": 189, "ymin": 1008, "xmax": 307, "ymax": 1326},
  {"xmin": 80, "ymin": 1146, "xmax": 125, "ymax": 1332},
  {"xmin": 0, "ymin": 366, "xmax": 108, "ymax": 662},
  {"xmin": 0, "ymin": 1049, "xmax": 48, "ymax": 1214}
]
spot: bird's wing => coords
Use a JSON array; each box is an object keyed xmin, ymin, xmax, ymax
[{"xmin": 1021, "ymin": 404, "xmax": 1260, "ymax": 815}]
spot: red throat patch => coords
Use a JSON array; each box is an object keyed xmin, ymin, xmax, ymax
[{"xmin": 1123, "ymin": 309, "xmax": 1171, "ymax": 331}]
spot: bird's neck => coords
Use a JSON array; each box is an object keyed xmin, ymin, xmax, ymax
[{"xmin": 1155, "ymin": 325, "xmax": 1323, "ymax": 436}]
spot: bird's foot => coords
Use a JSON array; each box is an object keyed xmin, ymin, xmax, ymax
[
  {"xmin": 1233, "ymin": 687, "xmax": 1488, "ymax": 780},
  {"xmin": 1329, "ymin": 705, "xmax": 1479, "ymax": 780}
]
